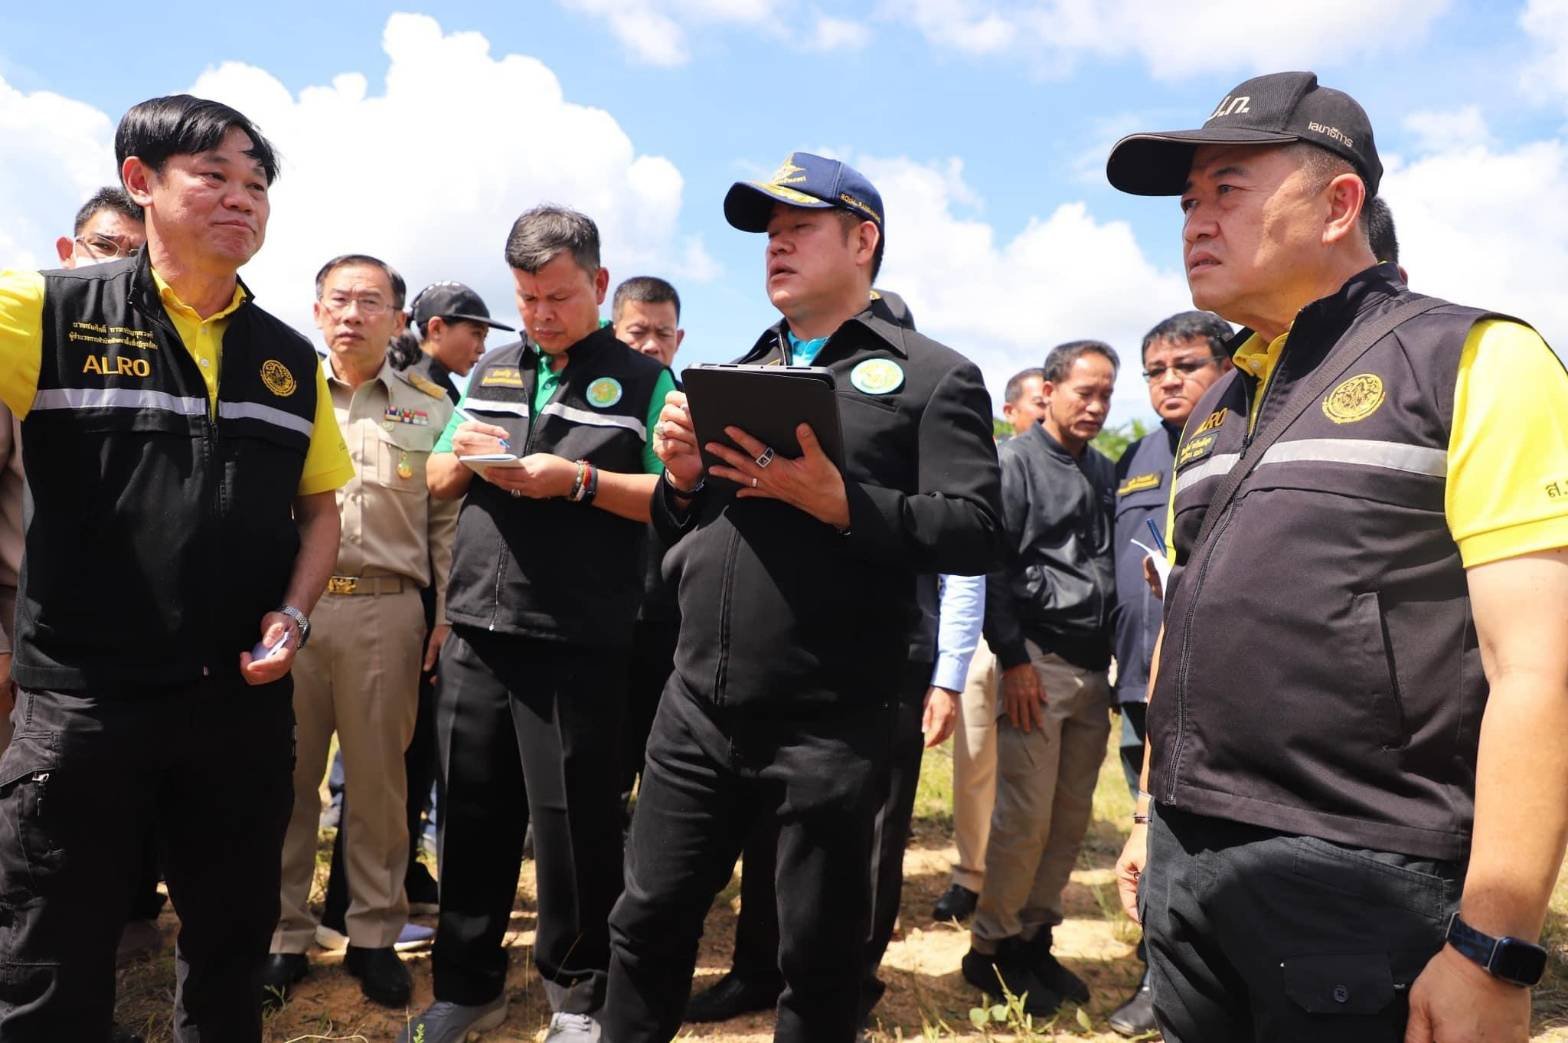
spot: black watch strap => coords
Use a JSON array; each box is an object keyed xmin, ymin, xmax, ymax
[{"xmin": 1445, "ymin": 912, "xmax": 1547, "ymax": 987}]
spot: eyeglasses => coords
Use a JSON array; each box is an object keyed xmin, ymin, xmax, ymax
[
  {"xmin": 75, "ymin": 234, "xmax": 138, "ymax": 260},
  {"xmin": 321, "ymin": 294, "xmax": 391, "ymax": 318},
  {"xmin": 1142, "ymin": 357, "xmax": 1222, "ymax": 382}
]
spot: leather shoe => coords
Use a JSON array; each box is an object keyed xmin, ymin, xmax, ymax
[
  {"xmin": 1022, "ymin": 930, "xmax": 1090, "ymax": 1004},
  {"xmin": 961, "ymin": 940, "xmax": 1062, "ymax": 1017},
  {"xmin": 344, "ymin": 945, "xmax": 413, "ymax": 1008},
  {"xmin": 258, "ymin": 952, "xmax": 309, "ymax": 1010},
  {"xmin": 683, "ymin": 971, "xmax": 780, "ymax": 1022},
  {"xmin": 932, "ymin": 883, "xmax": 979, "ymax": 922},
  {"xmin": 1108, "ymin": 975, "xmax": 1157, "ymax": 1037}
]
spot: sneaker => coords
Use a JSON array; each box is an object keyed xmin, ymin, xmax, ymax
[
  {"xmin": 1108, "ymin": 974, "xmax": 1158, "ymax": 1037},
  {"xmin": 397, "ymin": 997, "xmax": 507, "ymax": 1043},
  {"xmin": 961, "ymin": 940, "xmax": 1062, "ymax": 1017},
  {"xmin": 315, "ymin": 922, "xmax": 349, "ymax": 952},
  {"xmin": 544, "ymin": 1011, "xmax": 601, "ymax": 1041},
  {"xmin": 932, "ymin": 883, "xmax": 979, "ymax": 923},
  {"xmin": 1021, "ymin": 930, "xmax": 1090, "ymax": 1004},
  {"xmin": 395, "ymin": 921, "xmax": 435, "ymax": 952}
]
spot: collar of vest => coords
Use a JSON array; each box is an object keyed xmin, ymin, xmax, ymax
[
  {"xmin": 743, "ymin": 293, "xmax": 914, "ymax": 363},
  {"xmin": 518, "ymin": 324, "xmax": 623, "ymax": 373},
  {"xmin": 125, "ymin": 248, "xmax": 255, "ymax": 330}
]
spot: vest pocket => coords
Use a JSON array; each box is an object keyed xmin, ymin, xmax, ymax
[{"xmin": 1352, "ymin": 591, "xmax": 1408, "ymax": 751}]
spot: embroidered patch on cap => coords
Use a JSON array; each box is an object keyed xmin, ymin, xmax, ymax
[
  {"xmin": 1322, "ymin": 373, "xmax": 1385, "ymax": 424},
  {"xmin": 261, "ymin": 360, "xmax": 296, "ymax": 397},
  {"xmin": 586, "ymin": 377, "xmax": 624, "ymax": 408},
  {"xmin": 850, "ymin": 358, "xmax": 904, "ymax": 396}
]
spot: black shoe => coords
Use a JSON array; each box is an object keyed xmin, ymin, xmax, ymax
[
  {"xmin": 960, "ymin": 941, "xmax": 1062, "ymax": 1017},
  {"xmin": 1108, "ymin": 977, "xmax": 1157, "ymax": 1037},
  {"xmin": 344, "ymin": 945, "xmax": 413, "ymax": 1008},
  {"xmin": 1021, "ymin": 930, "xmax": 1091, "ymax": 1004},
  {"xmin": 932, "ymin": 883, "xmax": 979, "ymax": 923},
  {"xmin": 406, "ymin": 859, "xmax": 440, "ymax": 915},
  {"xmin": 258, "ymin": 952, "xmax": 309, "ymax": 1010},
  {"xmin": 683, "ymin": 971, "xmax": 781, "ymax": 1023}
]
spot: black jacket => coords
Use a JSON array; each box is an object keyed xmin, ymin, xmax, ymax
[
  {"xmin": 1109, "ymin": 423, "xmax": 1179, "ymax": 703},
  {"xmin": 984, "ymin": 425, "xmax": 1116, "ymax": 671},
  {"xmin": 653, "ymin": 294, "xmax": 1002, "ymax": 713}
]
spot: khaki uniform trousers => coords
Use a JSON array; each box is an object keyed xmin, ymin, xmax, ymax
[
  {"xmin": 972, "ymin": 644, "xmax": 1110, "ymax": 948},
  {"xmin": 272, "ymin": 586, "xmax": 423, "ymax": 952},
  {"xmin": 949, "ymin": 640, "xmax": 998, "ymax": 892}
]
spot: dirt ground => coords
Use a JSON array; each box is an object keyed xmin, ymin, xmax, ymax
[{"xmin": 116, "ymin": 740, "xmax": 1568, "ymax": 1042}]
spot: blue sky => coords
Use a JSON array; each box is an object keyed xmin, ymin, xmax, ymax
[{"xmin": 4, "ymin": 1, "xmax": 1566, "ymax": 422}]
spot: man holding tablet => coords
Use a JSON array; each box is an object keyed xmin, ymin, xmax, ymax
[{"xmin": 602, "ymin": 152, "xmax": 1004, "ymax": 1043}]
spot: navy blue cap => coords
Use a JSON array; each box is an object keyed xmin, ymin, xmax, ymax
[{"xmin": 724, "ymin": 152, "xmax": 885, "ymax": 232}]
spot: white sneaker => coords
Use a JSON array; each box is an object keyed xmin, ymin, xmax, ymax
[
  {"xmin": 544, "ymin": 1011, "xmax": 601, "ymax": 1041},
  {"xmin": 397, "ymin": 997, "xmax": 507, "ymax": 1043},
  {"xmin": 314, "ymin": 923, "xmax": 349, "ymax": 952}
]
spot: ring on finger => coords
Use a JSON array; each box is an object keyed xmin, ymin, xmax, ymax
[{"xmin": 755, "ymin": 446, "xmax": 775, "ymax": 468}]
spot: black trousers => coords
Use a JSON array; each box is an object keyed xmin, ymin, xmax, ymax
[
  {"xmin": 322, "ymin": 642, "xmax": 443, "ymax": 928},
  {"xmin": 616, "ymin": 618, "xmax": 679, "ymax": 804},
  {"xmin": 432, "ymin": 627, "xmax": 626, "ymax": 1013},
  {"xmin": 0, "ymin": 680, "xmax": 293, "ymax": 1043},
  {"xmin": 1141, "ymin": 804, "xmax": 1462, "ymax": 1043},
  {"xmin": 721, "ymin": 666, "xmax": 929, "ymax": 1015},
  {"xmin": 602, "ymin": 677, "xmax": 900, "ymax": 1043}
]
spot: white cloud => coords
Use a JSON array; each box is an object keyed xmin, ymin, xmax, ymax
[
  {"xmin": 808, "ymin": 15, "xmax": 873, "ymax": 52},
  {"xmin": 857, "ymin": 154, "xmax": 1192, "ymax": 419},
  {"xmin": 897, "ymin": 0, "xmax": 1450, "ymax": 80},
  {"xmin": 1403, "ymin": 104, "xmax": 1491, "ymax": 153},
  {"xmin": 0, "ymin": 14, "xmax": 714, "ymax": 348},
  {"xmin": 1521, "ymin": 0, "xmax": 1568, "ymax": 100},
  {"xmin": 560, "ymin": 0, "xmax": 787, "ymax": 66}
]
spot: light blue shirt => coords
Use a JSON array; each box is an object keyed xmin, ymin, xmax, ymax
[
  {"xmin": 931, "ymin": 573, "xmax": 986, "ymax": 692},
  {"xmin": 787, "ymin": 330, "xmax": 830, "ymax": 366}
]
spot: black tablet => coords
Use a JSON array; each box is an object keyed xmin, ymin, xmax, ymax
[{"xmin": 681, "ymin": 364, "xmax": 846, "ymax": 481}]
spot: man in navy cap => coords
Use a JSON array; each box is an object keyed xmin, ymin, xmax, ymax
[
  {"xmin": 601, "ymin": 153, "xmax": 1004, "ymax": 1043},
  {"xmin": 1108, "ymin": 71, "xmax": 1568, "ymax": 1042}
]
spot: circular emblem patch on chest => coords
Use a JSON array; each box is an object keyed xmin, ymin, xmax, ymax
[
  {"xmin": 586, "ymin": 377, "xmax": 623, "ymax": 409},
  {"xmin": 260, "ymin": 359, "xmax": 297, "ymax": 397},
  {"xmin": 1322, "ymin": 373, "xmax": 1385, "ymax": 424},
  {"xmin": 850, "ymin": 358, "xmax": 904, "ymax": 396}
]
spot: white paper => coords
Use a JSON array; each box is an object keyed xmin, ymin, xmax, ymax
[{"xmin": 1130, "ymin": 537, "xmax": 1172, "ymax": 595}]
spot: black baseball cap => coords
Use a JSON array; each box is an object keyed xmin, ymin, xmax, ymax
[
  {"xmin": 409, "ymin": 281, "xmax": 514, "ymax": 331},
  {"xmin": 1107, "ymin": 71, "xmax": 1381, "ymax": 197},
  {"xmin": 724, "ymin": 152, "xmax": 885, "ymax": 233}
]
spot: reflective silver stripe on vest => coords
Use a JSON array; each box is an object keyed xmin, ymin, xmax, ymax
[
  {"xmin": 1258, "ymin": 438, "xmax": 1447, "ymax": 478},
  {"xmin": 462, "ymin": 397, "xmax": 530, "ymax": 417},
  {"xmin": 31, "ymin": 386, "xmax": 208, "ymax": 417},
  {"xmin": 1173, "ymin": 452, "xmax": 1241, "ymax": 497},
  {"xmin": 216, "ymin": 401, "xmax": 313, "ymax": 438},
  {"xmin": 540, "ymin": 402, "xmax": 647, "ymax": 440}
]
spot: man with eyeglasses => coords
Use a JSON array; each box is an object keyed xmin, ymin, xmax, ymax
[
  {"xmin": 262, "ymin": 253, "xmax": 460, "ymax": 1010},
  {"xmin": 52, "ymin": 186, "xmax": 146, "ymax": 268},
  {"xmin": 1104, "ymin": 310, "xmax": 1231, "ymax": 1036}
]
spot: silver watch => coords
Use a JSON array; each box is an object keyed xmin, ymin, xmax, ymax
[{"xmin": 278, "ymin": 604, "xmax": 311, "ymax": 648}]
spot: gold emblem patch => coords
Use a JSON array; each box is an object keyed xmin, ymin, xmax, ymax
[
  {"xmin": 770, "ymin": 157, "xmax": 808, "ymax": 185},
  {"xmin": 1322, "ymin": 373, "xmax": 1385, "ymax": 424},
  {"xmin": 260, "ymin": 360, "xmax": 296, "ymax": 397},
  {"xmin": 1193, "ymin": 407, "xmax": 1229, "ymax": 436},
  {"xmin": 1118, "ymin": 472, "xmax": 1162, "ymax": 496}
]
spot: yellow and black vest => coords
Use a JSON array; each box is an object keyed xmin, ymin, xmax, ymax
[
  {"xmin": 445, "ymin": 327, "xmax": 668, "ymax": 647},
  {"xmin": 15, "ymin": 252, "xmax": 317, "ymax": 690},
  {"xmin": 1152, "ymin": 264, "xmax": 1517, "ymax": 861}
]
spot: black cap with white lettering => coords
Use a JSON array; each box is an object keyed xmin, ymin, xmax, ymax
[{"xmin": 1106, "ymin": 71, "xmax": 1381, "ymax": 197}]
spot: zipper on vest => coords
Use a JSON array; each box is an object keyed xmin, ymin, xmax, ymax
[
  {"xmin": 712, "ymin": 526, "xmax": 742, "ymax": 704},
  {"xmin": 1167, "ymin": 494, "xmax": 1240, "ymax": 804}
]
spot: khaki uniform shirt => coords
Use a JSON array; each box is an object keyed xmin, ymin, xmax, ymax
[
  {"xmin": 0, "ymin": 408, "xmax": 20, "ymax": 653},
  {"xmin": 325, "ymin": 356, "xmax": 459, "ymax": 622}
]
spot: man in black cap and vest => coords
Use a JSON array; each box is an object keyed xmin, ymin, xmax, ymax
[
  {"xmin": 601, "ymin": 152, "xmax": 1003, "ymax": 1043},
  {"xmin": 1107, "ymin": 71, "xmax": 1568, "ymax": 1042},
  {"xmin": 0, "ymin": 94, "xmax": 352, "ymax": 1041},
  {"xmin": 402, "ymin": 205, "xmax": 673, "ymax": 1043}
]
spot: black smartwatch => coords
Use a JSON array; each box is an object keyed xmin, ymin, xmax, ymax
[
  {"xmin": 278, "ymin": 605, "xmax": 312, "ymax": 649},
  {"xmin": 1444, "ymin": 912, "xmax": 1547, "ymax": 987}
]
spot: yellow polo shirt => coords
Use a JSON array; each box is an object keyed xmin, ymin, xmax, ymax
[
  {"xmin": 1203, "ymin": 318, "xmax": 1568, "ymax": 568},
  {"xmin": 0, "ymin": 268, "xmax": 352, "ymax": 496}
]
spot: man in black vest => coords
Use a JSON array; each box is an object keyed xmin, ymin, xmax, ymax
[
  {"xmin": 0, "ymin": 94, "xmax": 351, "ymax": 1042},
  {"xmin": 601, "ymin": 152, "xmax": 1003, "ymax": 1043},
  {"xmin": 1108, "ymin": 71, "xmax": 1568, "ymax": 1042},
  {"xmin": 1104, "ymin": 309, "xmax": 1231, "ymax": 1037},
  {"xmin": 402, "ymin": 206, "xmax": 673, "ymax": 1043}
]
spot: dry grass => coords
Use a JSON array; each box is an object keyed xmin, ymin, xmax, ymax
[{"xmin": 115, "ymin": 731, "xmax": 1568, "ymax": 1041}]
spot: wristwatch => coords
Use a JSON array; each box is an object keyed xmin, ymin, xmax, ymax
[
  {"xmin": 278, "ymin": 605, "xmax": 312, "ymax": 649},
  {"xmin": 1444, "ymin": 912, "xmax": 1547, "ymax": 987}
]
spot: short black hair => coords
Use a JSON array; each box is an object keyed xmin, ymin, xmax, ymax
[
  {"xmin": 73, "ymin": 187, "xmax": 143, "ymax": 235},
  {"xmin": 834, "ymin": 209, "xmax": 885, "ymax": 282},
  {"xmin": 612, "ymin": 276, "xmax": 681, "ymax": 323},
  {"xmin": 1366, "ymin": 196, "xmax": 1399, "ymax": 265},
  {"xmin": 1043, "ymin": 340, "xmax": 1119, "ymax": 383},
  {"xmin": 505, "ymin": 205, "xmax": 600, "ymax": 274},
  {"xmin": 115, "ymin": 94, "xmax": 280, "ymax": 185},
  {"xmin": 314, "ymin": 254, "xmax": 407, "ymax": 310},
  {"xmin": 1140, "ymin": 310, "xmax": 1233, "ymax": 362},
  {"xmin": 1004, "ymin": 367, "xmax": 1045, "ymax": 405}
]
